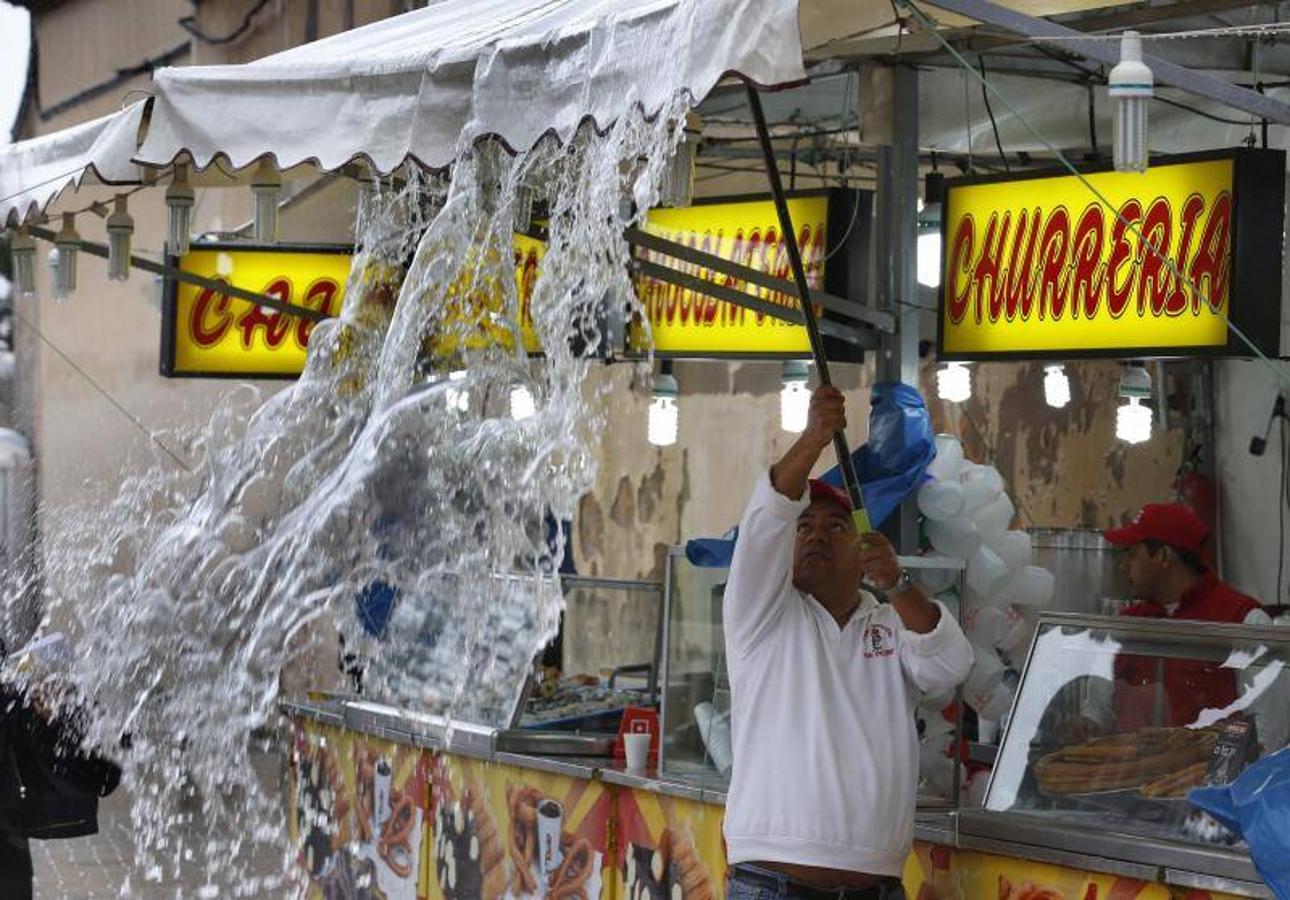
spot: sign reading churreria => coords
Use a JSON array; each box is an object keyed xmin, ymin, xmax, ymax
[{"xmin": 938, "ymin": 149, "xmax": 1285, "ymax": 360}]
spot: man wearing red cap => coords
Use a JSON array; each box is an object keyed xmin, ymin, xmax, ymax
[
  {"xmin": 723, "ymin": 386, "xmax": 972, "ymax": 900},
  {"xmin": 1100, "ymin": 503, "xmax": 1271, "ymax": 731}
]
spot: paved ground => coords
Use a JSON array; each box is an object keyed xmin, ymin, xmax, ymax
[{"xmin": 32, "ymin": 751, "xmax": 289, "ymax": 899}]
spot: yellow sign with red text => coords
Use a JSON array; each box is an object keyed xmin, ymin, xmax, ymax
[
  {"xmin": 166, "ymin": 247, "xmax": 351, "ymax": 377},
  {"xmin": 940, "ymin": 158, "xmax": 1234, "ymax": 358},
  {"xmin": 630, "ymin": 196, "xmax": 825, "ymax": 354}
]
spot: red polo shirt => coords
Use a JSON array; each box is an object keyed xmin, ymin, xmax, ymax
[{"xmin": 1114, "ymin": 572, "xmax": 1263, "ymax": 729}]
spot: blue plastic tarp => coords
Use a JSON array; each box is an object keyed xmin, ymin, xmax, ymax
[{"xmin": 1189, "ymin": 747, "xmax": 1290, "ymax": 898}]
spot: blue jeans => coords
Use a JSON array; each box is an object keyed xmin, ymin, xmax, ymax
[{"xmin": 726, "ymin": 864, "xmax": 906, "ymax": 900}]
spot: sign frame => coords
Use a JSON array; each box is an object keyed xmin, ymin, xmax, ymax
[
  {"xmin": 935, "ymin": 147, "xmax": 1285, "ymax": 362},
  {"xmin": 160, "ymin": 242, "xmax": 352, "ymax": 380}
]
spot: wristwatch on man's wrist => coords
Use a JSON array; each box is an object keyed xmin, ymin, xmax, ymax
[{"xmin": 885, "ymin": 568, "xmax": 916, "ymax": 595}]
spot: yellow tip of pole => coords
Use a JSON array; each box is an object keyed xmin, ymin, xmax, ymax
[{"xmin": 851, "ymin": 508, "xmax": 873, "ymax": 534}]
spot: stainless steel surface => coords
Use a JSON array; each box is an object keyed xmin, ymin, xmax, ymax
[
  {"xmin": 958, "ymin": 810, "xmax": 1263, "ymax": 885},
  {"xmin": 1163, "ymin": 868, "xmax": 1274, "ymax": 899},
  {"xmin": 1028, "ymin": 528, "xmax": 1128, "ymax": 616},
  {"xmin": 494, "ymin": 731, "xmax": 616, "ymax": 757},
  {"xmin": 957, "ymin": 830, "xmax": 1160, "ymax": 883},
  {"xmin": 559, "ymin": 575, "xmax": 663, "ymax": 594},
  {"xmin": 658, "ymin": 549, "xmax": 676, "ymax": 772},
  {"xmin": 1037, "ymin": 611, "xmax": 1290, "ymax": 646}
]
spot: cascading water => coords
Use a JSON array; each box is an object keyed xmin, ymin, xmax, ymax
[{"xmin": 4, "ymin": 92, "xmax": 688, "ymax": 895}]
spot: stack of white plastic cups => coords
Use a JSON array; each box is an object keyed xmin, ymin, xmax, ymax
[{"xmin": 914, "ymin": 434, "xmax": 1056, "ymax": 804}]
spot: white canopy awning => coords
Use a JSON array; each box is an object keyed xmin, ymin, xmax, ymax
[
  {"xmin": 1, "ymin": 101, "xmax": 147, "ymax": 226},
  {"xmin": 135, "ymin": 0, "xmax": 806, "ymax": 175}
]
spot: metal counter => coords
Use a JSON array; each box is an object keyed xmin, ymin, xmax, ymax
[{"xmin": 281, "ymin": 698, "xmax": 1270, "ymax": 898}]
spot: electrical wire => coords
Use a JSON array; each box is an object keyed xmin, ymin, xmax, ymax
[
  {"xmin": 978, "ymin": 56, "xmax": 1011, "ymax": 173},
  {"xmin": 901, "ymin": 0, "xmax": 1290, "ymax": 395},
  {"xmin": 8, "ymin": 305, "xmax": 191, "ymax": 472},
  {"xmin": 179, "ymin": 0, "xmax": 274, "ymax": 46},
  {"xmin": 974, "ymin": 20, "xmax": 1290, "ymax": 43}
]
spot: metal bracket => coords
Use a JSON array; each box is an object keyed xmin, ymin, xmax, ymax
[
  {"xmin": 917, "ymin": 0, "xmax": 1290, "ymax": 126},
  {"xmin": 26, "ymin": 226, "xmax": 330, "ymax": 323},
  {"xmin": 625, "ymin": 228, "xmax": 895, "ymax": 334}
]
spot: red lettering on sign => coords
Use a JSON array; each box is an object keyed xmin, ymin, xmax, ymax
[
  {"xmin": 1137, "ymin": 197, "xmax": 1173, "ymax": 316},
  {"xmin": 947, "ymin": 215, "xmax": 974, "ymax": 325},
  {"xmin": 1035, "ymin": 208, "xmax": 1070, "ymax": 321},
  {"xmin": 191, "ymin": 284, "xmax": 234, "ymax": 347},
  {"xmin": 1070, "ymin": 204, "xmax": 1105, "ymax": 320},
  {"xmin": 1002, "ymin": 208, "xmax": 1040, "ymax": 321},
  {"xmin": 1189, "ymin": 191, "xmax": 1231, "ymax": 313},
  {"xmin": 1106, "ymin": 199, "xmax": 1143, "ymax": 318},
  {"xmin": 1164, "ymin": 194, "xmax": 1205, "ymax": 315},
  {"xmin": 973, "ymin": 212, "xmax": 1010, "ymax": 323}
]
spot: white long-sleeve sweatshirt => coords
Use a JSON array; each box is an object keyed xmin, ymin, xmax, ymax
[{"xmin": 722, "ymin": 472, "xmax": 973, "ymax": 877}]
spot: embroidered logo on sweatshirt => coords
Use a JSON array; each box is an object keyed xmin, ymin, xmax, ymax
[{"xmin": 862, "ymin": 623, "xmax": 895, "ymax": 658}]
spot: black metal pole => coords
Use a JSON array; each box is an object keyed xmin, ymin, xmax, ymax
[{"xmin": 744, "ymin": 84, "xmax": 872, "ymax": 531}]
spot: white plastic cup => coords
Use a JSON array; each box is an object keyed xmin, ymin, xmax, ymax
[
  {"xmin": 990, "ymin": 531, "xmax": 1033, "ymax": 571},
  {"xmin": 966, "ymin": 545, "xmax": 1010, "ymax": 595},
  {"xmin": 624, "ymin": 732, "xmax": 651, "ymax": 772},
  {"xmin": 927, "ymin": 434, "xmax": 965, "ymax": 481},
  {"xmin": 960, "ymin": 465, "xmax": 1003, "ymax": 510},
  {"xmin": 972, "ymin": 494, "xmax": 1015, "ymax": 542},
  {"xmin": 537, "ymin": 799, "xmax": 564, "ymax": 877},
  {"xmin": 917, "ymin": 479, "xmax": 967, "ymax": 521},
  {"xmin": 998, "ymin": 607, "xmax": 1036, "ymax": 657},
  {"xmin": 927, "ymin": 518, "xmax": 983, "ymax": 559},
  {"xmin": 1001, "ymin": 566, "xmax": 1055, "ymax": 607},
  {"xmin": 964, "ymin": 644, "xmax": 1005, "ymax": 704},
  {"xmin": 963, "ymin": 605, "xmax": 1009, "ymax": 647}
]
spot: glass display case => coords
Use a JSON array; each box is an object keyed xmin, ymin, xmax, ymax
[
  {"xmin": 968, "ymin": 612, "xmax": 1290, "ymax": 881},
  {"xmin": 659, "ymin": 545, "xmax": 969, "ymax": 802}
]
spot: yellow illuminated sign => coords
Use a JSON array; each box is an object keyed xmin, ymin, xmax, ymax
[
  {"xmin": 165, "ymin": 246, "xmax": 351, "ymax": 377},
  {"xmin": 630, "ymin": 196, "xmax": 827, "ymax": 354},
  {"xmin": 940, "ymin": 158, "xmax": 1236, "ymax": 358}
]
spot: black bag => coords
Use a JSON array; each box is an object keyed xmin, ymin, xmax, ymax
[{"xmin": 0, "ymin": 690, "xmax": 121, "ymax": 840}]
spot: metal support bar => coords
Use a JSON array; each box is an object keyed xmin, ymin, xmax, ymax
[
  {"xmin": 26, "ymin": 227, "xmax": 330, "ymax": 323},
  {"xmin": 633, "ymin": 259, "xmax": 877, "ymax": 348},
  {"xmin": 746, "ymin": 84, "xmax": 872, "ymax": 530},
  {"xmin": 625, "ymin": 228, "xmax": 896, "ymax": 333},
  {"xmin": 917, "ymin": 0, "xmax": 1290, "ymax": 125}
]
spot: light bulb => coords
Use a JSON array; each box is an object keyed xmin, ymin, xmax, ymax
[
  {"xmin": 53, "ymin": 212, "xmax": 79, "ymax": 295},
  {"xmin": 648, "ymin": 371, "xmax": 679, "ymax": 446},
  {"xmin": 106, "ymin": 195, "xmax": 134, "ymax": 282},
  {"xmin": 8, "ymin": 228, "xmax": 36, "ymax": 295},
  {"xmin": 937, "ymin": 362, "xmax": 972, "ymax": 403},
  {"xmin": 660, "ymin": 123, "xmax": 697, "ymax": 209},
  {"xmin": 166, "ymin": 164, "xmax": 195, "ymax": 256},
  {"xmin": 250, "ymin": 159, "xmax": 282, "ymax": 244},
  {"xmin": 446, "ymin": 370, "xmax": 469, "ymax": 412},
  {"xmin": 48, "ymin": 247, "xmax": 66, "ymax": 301},
  {"xmin": 513, "ymin": 185, "xmax": 534, "ymax": 234},
  {"xmin": 780, "ymin": 361, "xmax": 810, "ymax": 433},
  {"xmin": 917, "ymin": 232, "xmax": 942, "ymax": 288},
  {"xmin": 1109, "ymin": 31, "xmax": 1153, "ymax": 173},
  {"xmin": 510, "ymin": 385, "xmax": 536, "ymax": 420},
  {"xmin": 1043, "ymin": 364, "xmax": 1070, "ymax": 409},
  {"xmin": 1116, "ymin": 397, "xmax": 1153, "ymax": 444}
]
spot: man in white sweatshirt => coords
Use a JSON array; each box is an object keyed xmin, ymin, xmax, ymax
[{"xmin": 723, "ymin": 386, "xmax": 973, "ymax": 900}]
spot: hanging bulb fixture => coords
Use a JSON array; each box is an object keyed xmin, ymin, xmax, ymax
[
  {"xmin": 648, "ymin": 365, "xmax": 679, "ymax": 447},
  {"xmin": 166, "ymin": 164, "xmax": 195, "ymax": 256},
  {"xmin": 1109, "ymin": 31, "xmax": 1153, "ymax": 173},
  {"xmin": 8, "ymin": 227, "xmax": 36, "ymax": 296},
  {"xmin": 510, "ymin": 385, "xmax": 536, "ymax": 421},
  {"xmin": 936, "ymin": 362, "xmax": 972, "ymax": 403},
  {"xmin": 513, "ymin": 185, "xmax": 534, "ymax": 234},
  {"xmin": 1043, "ymin": 364, "xmax": 1071, "ymax": 409},
  {"xmin": 250, "ymin": 159, "xmax": 282, "ymax": 244},
  {"xmin": 53, "ymin": 212, "xmax": 80, "ymax": 296},
  {"xmin": 780, "ymin": 360, "xmax": 810, "ymax": 433},
  {"xmin": 105, "ymin": 195, "xmax": 134, "ymax": 282},
  {"xmin": 48, "ymin": 247, "xmax": 66, "ymax": 301},
  {"xmin": 660, "ymin": 114, "xmax": 699, "ymax": 208},
  {"xmin": 1115, "ymin": 364, "xmax": 1153, "ymax": 444}
]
